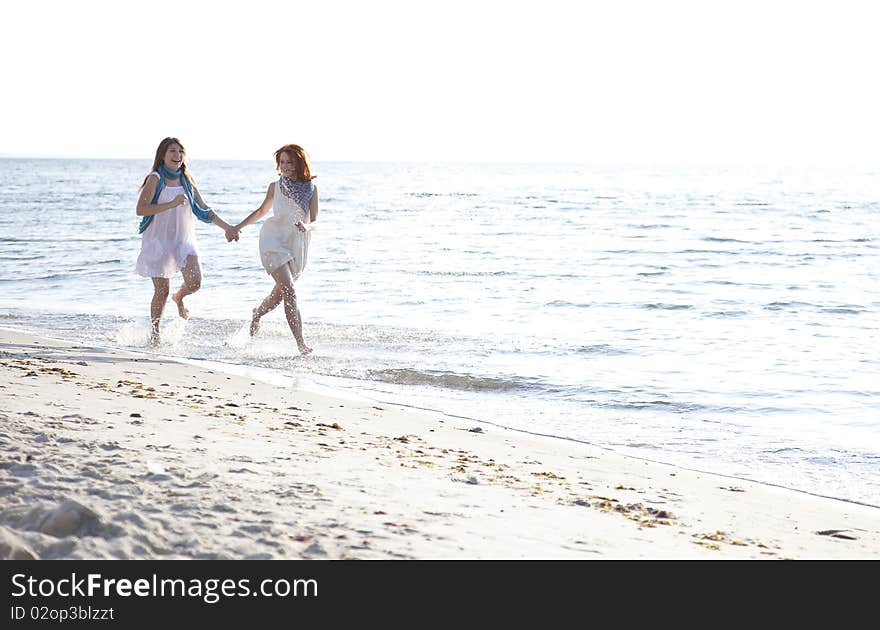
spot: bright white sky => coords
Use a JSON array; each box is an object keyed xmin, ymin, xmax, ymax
[{"xmin": 1, "ymin": 0, "xmax": 878, "ymax": 166}]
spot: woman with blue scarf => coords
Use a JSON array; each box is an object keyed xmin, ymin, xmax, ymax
[{"xmin": 135, "ymin": 137, "xmax": 238, "ymax": 344}]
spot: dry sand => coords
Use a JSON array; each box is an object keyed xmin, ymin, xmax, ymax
[{"xmin": 1, "ymin": 328, "xmax": 878, "ymax": 559}]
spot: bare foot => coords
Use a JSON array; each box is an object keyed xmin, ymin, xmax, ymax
[
  {"xmin": 298, "ymin": 344, "xmax": 313, "ymax": 356},
  {"xmin": 171, "ymin": 291, "xmax": 190, "ymax": 319},
  {"xmin": 149, "ymin": 330, "xmax": 160, "ymax": 347},
  {"xmin": 250, "ymin": 309, "xmax": 260, "ymax": 337}
]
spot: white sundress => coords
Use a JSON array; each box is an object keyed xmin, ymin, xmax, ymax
[
  {"xmin": 258, "ymin": 180, "xmax": 313, "ymax": 280},
  {"xmin": 135, "ymin": 172, "xmax": 200, "ymax": 278}
]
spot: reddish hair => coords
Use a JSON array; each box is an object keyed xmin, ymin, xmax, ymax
[{"xmin": 274, "ymin": 144, "xmax": 316, "ymax": 181}]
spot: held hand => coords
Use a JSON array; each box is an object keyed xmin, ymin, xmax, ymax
[
  {"xmin": 295, "ymin": 221, "xmax": 309, "ymax": 233},
  {"xmin": 224, "ymin": 226, "xmax": 240, "ymax": 242}
]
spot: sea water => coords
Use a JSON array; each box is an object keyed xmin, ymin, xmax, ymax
[{"xmin": 1, "ymin": 157, "xmax": 878, "ymax": 506}]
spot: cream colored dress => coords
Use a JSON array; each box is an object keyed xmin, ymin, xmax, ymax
[
  {"xmin": 135, "ymin": 173, "xmax": 199, "ymax": 278},
  {"xmin": 259, "ymin": 180, "xmax": 313, "ymax": 279}
]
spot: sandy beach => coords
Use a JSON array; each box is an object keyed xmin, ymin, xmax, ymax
[{"xmin": 1, "ymin": 328, "xmax": 877, "ymax": 560}]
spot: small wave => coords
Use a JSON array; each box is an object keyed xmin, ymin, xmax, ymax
[
  {"xmin": 604, "ymin": 400, "xmax": 711, "ymax": 414},
  {"xmin": 60, "ymin": 259, "xmax": 122, "ymax": 268},
  {"xmin": 643, "ymin": 303, "xmax": 693, "ymax": 310},
  {"xmin": 412, "ymin": 270, "xmax": 512, "ymax": 277},
  {"xmin": 0, "ymin": 255, "xmax": 44, "ymax": 261},
  {"xmin": 707, "ymin": 310, "xmax": 748, "ymax": 318},
  {"xmin": 15, "ymin": 269, "xmax": 122, "ymax": 281},
  {"xmin": 0, "ymin": 237, "xmax": 132, "ymax": 244},
  {"xmin": 764, "ymin": 301, "xmax": 814, "ymax": 310},
  {"xmin": 368, "ymin": 368, "xmax": 525, "ymax": 392},
  {"xmin": 636, "ymin": 271, "xmax": 668, "ymax": 277},
  {"xmin": 406, "ymin": 192, "xmax": 477, "ymax": 198},
  {"xmin": 575, "ymin": 344, "xmax": 626, "ymax": 356},
  {"xmin": 680, "ymin": 248, "xmax": 739, "ymax": 255},
  {"xmin": 604, "ymin": 400, "xmax": 672, "ymax": 411},
  {"xmin": 545, "ymin": 300, "xmax": 591, "ymax": 308},
  {"xmin": 702, "ymin": 237, "xmax": 750, "ymax": 243},
  {"xmin": 8, "ymin": 272, "xmax": 72, "ymax": 282},
  {"xmin": 821, "ymin": 307, "xmax": 864, "ymax": 315}
]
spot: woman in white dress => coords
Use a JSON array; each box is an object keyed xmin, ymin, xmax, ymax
[
  {"xmin": 135, "ymin": 137, "xmax": 238, "ymax": 344},
  {"xmin": 231, "ymin": 144, "xmax": 319, "ymax": 355}
]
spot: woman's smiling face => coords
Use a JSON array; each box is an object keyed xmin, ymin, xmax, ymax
[
  {"xmin": 163, "ymin": 143, "xmax": 185, "ymax": 170},
  {"xmin": 278, "ymin": 152, "xmax": 298, "ymax": 178}
]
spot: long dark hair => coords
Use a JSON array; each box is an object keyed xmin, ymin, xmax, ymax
[{"xmin": 141, "ymin": 137, "xmax": 195, "ymax": 188}]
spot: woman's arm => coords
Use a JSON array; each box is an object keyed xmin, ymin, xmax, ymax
[
  {"xmin": 192, "ymin": 184, "xmax": 210, "ymax": 212},
  {"xmin": 235, "ymin": 183, "xmax": 275, "ymax": 231},
  {"xmin": 308, "ymin": 185, "xmax": 319, "ymax": 223},
  {"xmin": 191, "ymin": 183, "xmax": 236, "ymax": 236},
  {"xmin": 135, "ymin": 175, "xmax": 186, "ymax": 216}
]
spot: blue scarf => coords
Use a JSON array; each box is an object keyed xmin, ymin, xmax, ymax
[
  {"xmin": 138, "ymin": 165, "xmax": 216, "ymax": 234},
  {"xmin": 279, "ymin": 177, "xmax": 314, "ymax": 213}
]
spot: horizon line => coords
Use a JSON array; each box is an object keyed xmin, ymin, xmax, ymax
[{"xmin": 0, "ymin": 154, "xmax": 876, "ymax": 171}]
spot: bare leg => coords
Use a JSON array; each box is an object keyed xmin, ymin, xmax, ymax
[
  {"xmin": 150, "ymin": 277, "xmax": 170, "ymax": 345},
  {"xmin": 269, "ymin": 264, "xmax": 312, "ymax": 355},
  {"xmin": 171, "ymin": 255, "xmax": 202, "ymax": 319},
  {"xmin": 250, "ymin": 284, "xmax": 283, "ymax": 336}
]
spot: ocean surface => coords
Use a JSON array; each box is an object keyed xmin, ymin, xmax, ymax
[{"xmin": 1, "ymin": 157, "xmax": 878, "ymax": 507}]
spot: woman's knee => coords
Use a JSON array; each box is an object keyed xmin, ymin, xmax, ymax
[
  {"xmin": 183, "ymin": 269, "xmax": 202, "ymax": 292},
  {"xmin": 280, "ymin": 284, "xmax": 297, "ymax": 302},
  {"xmin": 183, "ymin": 256, "xmax": 202, "ymax": 291}
]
